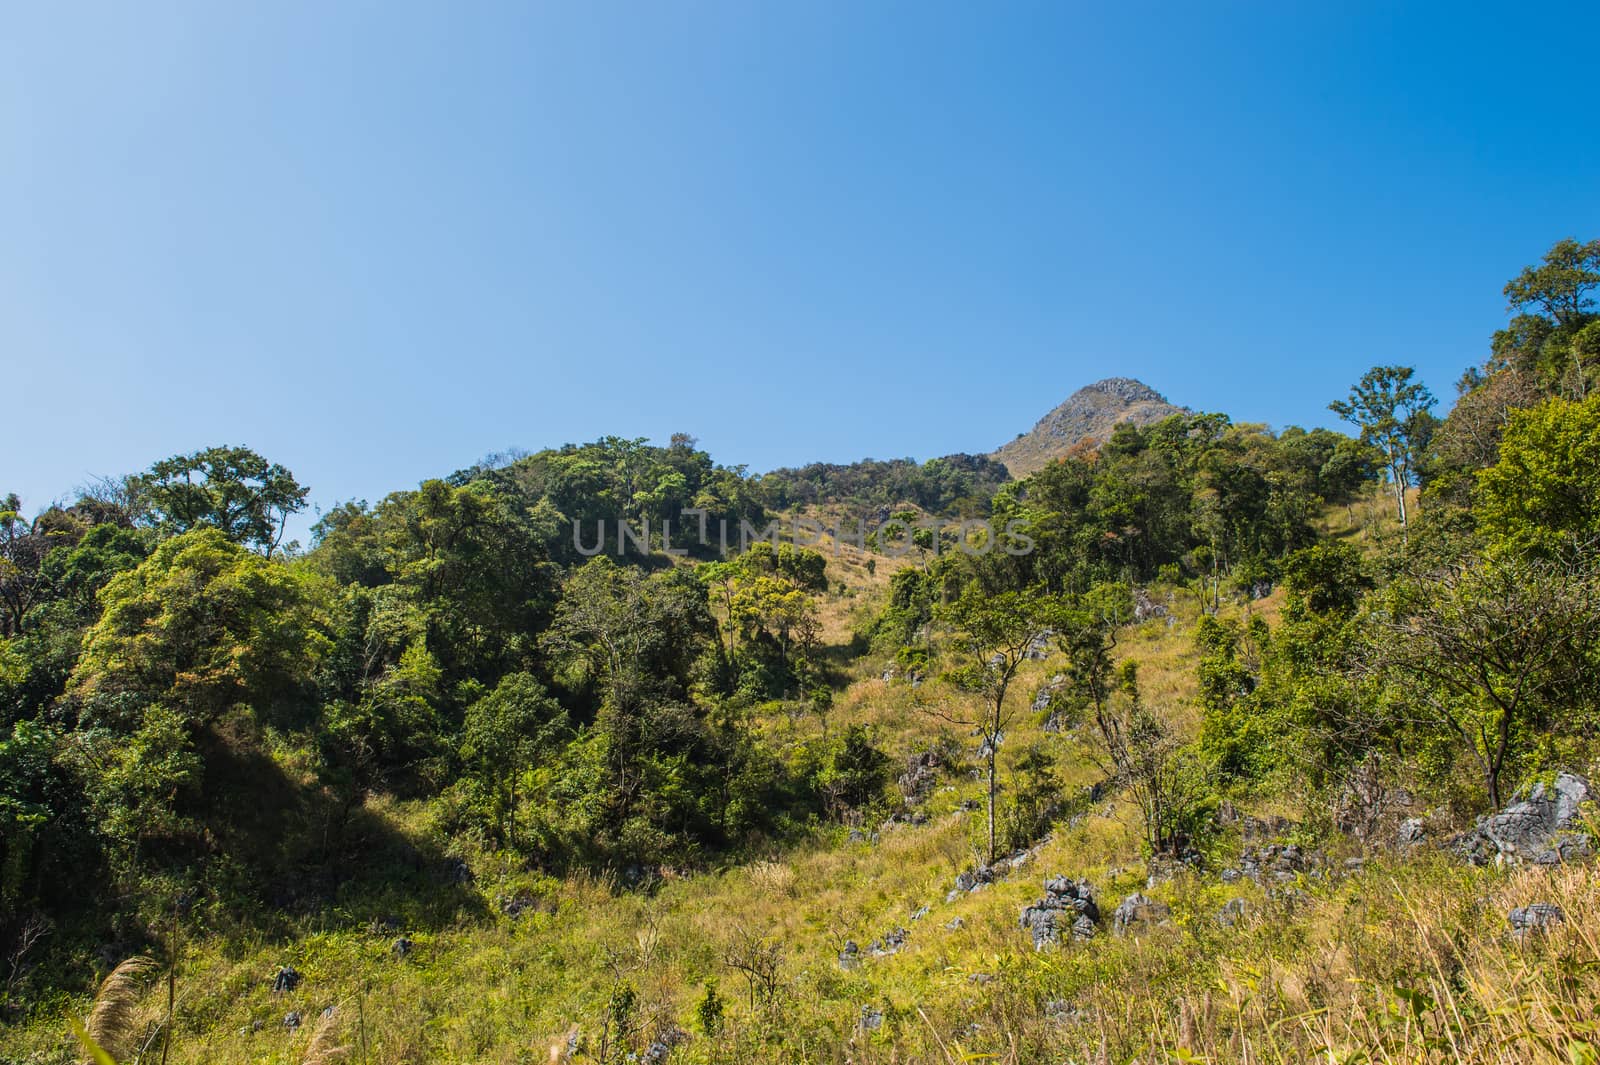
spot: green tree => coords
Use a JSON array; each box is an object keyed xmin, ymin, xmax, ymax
[
  {"xmin": 1369, "ymin": 553, "xmax": 1600, "ymax": 808},
  {"xmin": 130, "ymin": 446, "xmax": 309, "ymax": 556},
  {"xmin": 1052, "ymin": 582, "xmax": 1132, "ymax": 751},
  {"xmin": 1329, "ymin": 366, "xmax": 1437, "ymax": 540},
  {"xmin": 0, "ymin": 497, "xmax": 52, "ymax": 637},
  {"xmin": 460, "ymin": 672, "xmax": 567, "ymax": 847},
  {"xmin": 933, "ymin": 584, "xmax": 1053, "ymax": 863},
  {"xmin": 69, "ymin": 529, "xmax": 333, "ymax": 731},
  {"xmin": 1503, "ymin": 237, "xmax": 1600, "ymax": 329},
  {"xmin": 812, "ymin": 724, "xmax": 890, "ymax": 818},
  {"xmin": 1476, "ymin": 394, "xmax": 1600, "ymax": 559}
]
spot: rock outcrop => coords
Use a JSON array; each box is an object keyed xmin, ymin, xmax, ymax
[
  {"xmin": 1453, "ymin": 772, "xmax": 1593, "ymax": 866},
  {"xmin": 1019, "ymin": 877, "xmax": 1100, "ymax": 948},
  {"xmin": 1111, "ymin": 893, "xmax": 1171, "ymax": 936},
  {"xmin": 993, "ymin": 378, "xmax": 1187, "ymax": 477}
]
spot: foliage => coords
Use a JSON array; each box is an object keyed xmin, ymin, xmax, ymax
[
  {"xmin": 1365, "ymin": 551, "xmax": 1600, "ymax": 807},
  {"xmin": 129, "ymin": 446, "xmax": 308, "ymax": 555},
  {"xmin": 1476, "ymin": 394, "xmax": 1600, "ymax": 559}
]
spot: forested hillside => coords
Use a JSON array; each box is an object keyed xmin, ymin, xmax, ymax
[{"xmin": 4, "ymin": 238, "xmax": 1600, "ymax": 1064}]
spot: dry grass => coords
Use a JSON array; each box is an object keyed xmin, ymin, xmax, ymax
[
  {"xmin": 300, "ymin": 1005, "xmax": 349, "ymax": 1065},
  {"xmin": 82, "ymin": 955, "xmax": 156, "ymax": 1063}
]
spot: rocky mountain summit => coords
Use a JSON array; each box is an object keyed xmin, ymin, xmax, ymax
[{"xmin": 994, "ymin": 377, "xmax": 1187, "ymax": 477}]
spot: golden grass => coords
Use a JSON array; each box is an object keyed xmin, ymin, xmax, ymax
[
  {"xmin": 300, "ymin": 1004, "xmax": 349, "ymax": 1065},
  {"xmin": 82, "ymin": 955, "xmax": 156, "ymax": 1064}
]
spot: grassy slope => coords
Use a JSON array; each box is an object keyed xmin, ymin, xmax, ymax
[{"xmin": 19, "ymin": 491, "xmax": 1600, "ymax": 1065}]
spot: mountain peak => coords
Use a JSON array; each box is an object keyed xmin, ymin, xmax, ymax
[{"xmin": 993, "ymin": 377, "xmax": 1186, "ymax": 476}]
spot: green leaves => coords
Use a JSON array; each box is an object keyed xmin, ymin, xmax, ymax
[
  {"xmin": 1477, "ymin": 394, "xmax": 1600, "ymax": 559},
  {"xmin": 129, "ymin": 445, "xmax": 307, "ymax": 556},
  {"xmin": 68, "ymin": 1018, "xmax": 119, "ymax": 1065}
]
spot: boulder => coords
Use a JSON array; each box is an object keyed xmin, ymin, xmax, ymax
[
  {"xmin": 1235, "ymin": 842, "xmax": 1323, "ymax": 883},
  {"xmin": 1133, "ymin": 590, "xmax": 1169, "ymax": 621},
  {"xmin": 1454, "ymin": 773, "xmax": 1593, "ymax": 866},
  {"xmin": 868, "ymin": 927, "xmax": 910, "ymax": 957},
  {"xmin": 1216, "ymin": 898, "xmax": 1249, "ymax": 927},
  {"xmin": 1111, "ymin": 893, "xmax": 1171, "ymax": 936},
  {"xmin": 898, "ymin": 752, "xmax": 941, "ymax": 803},
  {"xmin": 838, "ymin": 940, "xmax": 861, "ymax": 970},
  {"xmin": 1019, "ymin": 877, "xmax": 1099, "ymax": 948},
  {"xmin": 272, "ymin": 966, "xmax": 301, "ymax": 994},
  {"xmin": 1508, "ymin": 902, "xmax": 1565, "ymax": 940},
  {"xmin": 642, "ymin": 1025, "xmax": 687, "ymax": 1065}
]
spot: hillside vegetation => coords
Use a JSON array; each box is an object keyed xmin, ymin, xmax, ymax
[{"xmin": 3, "ymin": 238, "xmax": 1600, "ymax": 1064}]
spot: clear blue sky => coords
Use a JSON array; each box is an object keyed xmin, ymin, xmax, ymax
[{"xmin": 6, "ymin": 1, "xmax": 1598, "ymax": 535}]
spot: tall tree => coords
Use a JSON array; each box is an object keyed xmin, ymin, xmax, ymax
[
  {"xmin": 130, "ymin": 446, "xmax": 308, "ymax": 556},
  {"xmin": 460, "ymin": 672, "xmax": 567, "ymax": 847},
  {"xmin": 930, "ymin": 585, "xmax": 1053, "ymax": 864},
  {"xmin": 1503, "ymin": 237, "xmax": 1600, "ymax": 328},
  {"xmin": 1329, "ymin": 366, "xmax": 1436, "ymax": 540},
  {"xmin": 0, "ymin": 497, "xmax": 49, "ymax": 637}
]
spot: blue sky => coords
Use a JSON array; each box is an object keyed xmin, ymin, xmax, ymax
[{"xmin": 5, "ymin": 1, "xmax": 1598, "ymax": 535}]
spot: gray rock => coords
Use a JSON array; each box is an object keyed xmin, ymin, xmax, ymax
[
  {"xmin": 1455, "ymin": 773, "xmax": 1593, "ymax": 866},
  {"xmin": 499, "ymin": 893, "xmax": 549, "ymax": 919},
  {"xmin": 1111, "ymin": 893, "xmax": 1171, "ymax": 936},
  {"xmin": 1133, "ymin": 589, "xmax": 1169, "ymax": 622},
  {"xmin": 1236, "ymin": 842, "xmax": 1322, "ymax": 884},
  {"xmin": 859, "ymin": 1006, "xmax": 885, "ymax": 1032},
  {"xmin": 1217, "ymin": 898, "xmax": 1249, "ymax": 927},
  {"xmin": 1019, "ymin": 877, "xmax": 1099, "ymax": 948},
  {"xmin": 838, "ymin": 940, "xmax": 861, "ymax": 970},
  {"xmin": 1044, "ymin": 998, "xmax": 1083, "ymax": 1024},
  {"xmin": 643, "ymin": 1024, "xmax": 688, "ymax": 1064},
  {"xmin": 1508, "ymin": 902, "xmax": 1565, "ymax": 939},
  {"xmin": 910, "ymin": 905, "xmax": 930, "ymax": 922},
  {"xmin": 898, "ymin": 752, "xmax": 942, "ymax": 803},
  {"xmin": 272, "ymin": 966, "xmax": 300, "ymax": 993},
  {"xmin": 944, "ymin": 916, "xmax": 964, "ymax": 930},
  {"xmin": 1397, "ymin": 818, "xmax": 1428, "ymax": 846},
  {"xmin": 868, "ymin": 927, "xmax": 910, "ymax": 957},
  {"xmin": 390, "ymin": 936, "xmax": 412, "ymax": 958},
  {"xmin": 283, "ymin": 1011, "xmax": 302, "ymax": 1030}
]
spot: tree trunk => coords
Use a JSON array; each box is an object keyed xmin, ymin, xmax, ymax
[{"xmin": 986, "ymin": 747, "xmax": 997, "ymax": 865}]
